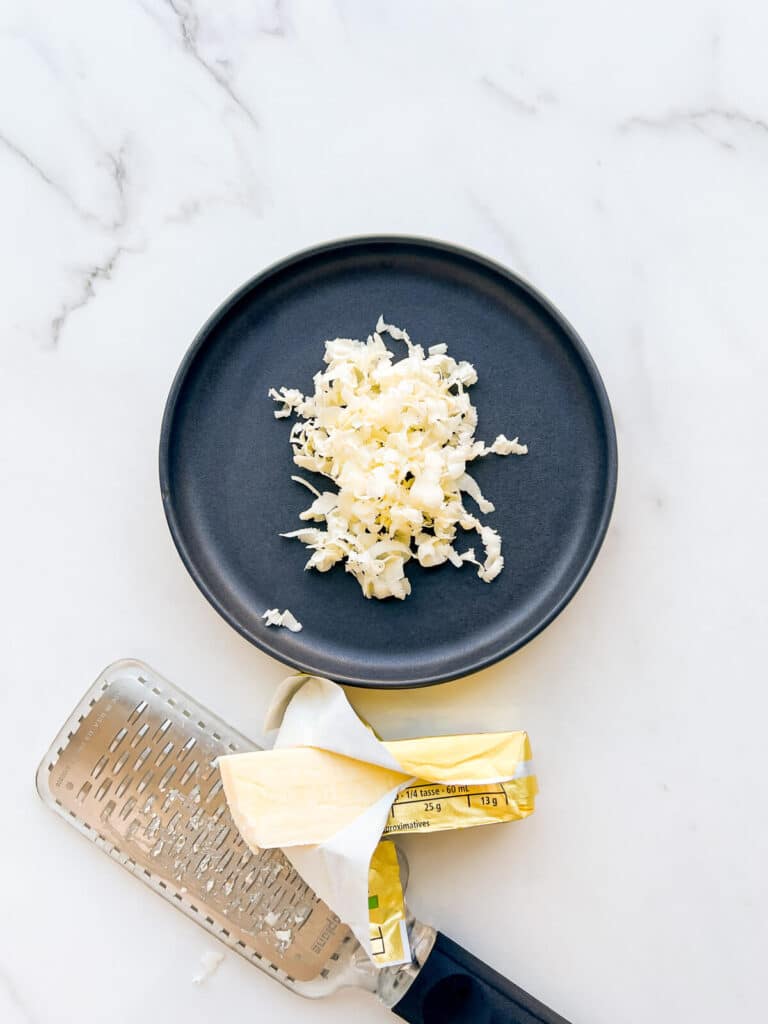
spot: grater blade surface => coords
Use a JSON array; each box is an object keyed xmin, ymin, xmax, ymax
[{"xmin": 36, "ymin": 659, "xmax": 357, "ymax": 988}]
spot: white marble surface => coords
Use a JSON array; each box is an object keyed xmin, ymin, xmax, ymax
[{"xmin": 2, "ymin": 2, "xmax": 767, "ymax": 1021}]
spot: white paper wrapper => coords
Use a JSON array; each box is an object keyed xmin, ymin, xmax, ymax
[{"xmin": 263, "ymin": 676, "xmax": 411, "ymax": 954}]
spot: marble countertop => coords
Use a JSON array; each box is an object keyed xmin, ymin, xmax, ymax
[{"xmin": 3, "ymin": 2, "xmax": 766, "ymax": 1022}]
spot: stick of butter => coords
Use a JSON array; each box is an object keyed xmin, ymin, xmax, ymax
[
  {"xmin": 219, "ymin": 747, "xmax": 410, "ymax": 849},
  {"xmin": 218, "ymin": 675, "xmax": 537, "ymax": 965},
  {"xmin": 218, "ymin": 732, "xmax": 534, "ymax": 849}
]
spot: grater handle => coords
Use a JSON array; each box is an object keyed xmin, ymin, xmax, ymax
[{"xmin": 391, "ymin": 931, "xmax": 572, "ymax": 1024}]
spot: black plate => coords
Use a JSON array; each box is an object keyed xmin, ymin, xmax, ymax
[{"xmin": 160, "ymin": 237, "xmax": 617, "ymax": 688}]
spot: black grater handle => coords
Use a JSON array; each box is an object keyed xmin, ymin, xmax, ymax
[{"xmin": 392, "ymin": 931, "xmax": 572, "ymax": 1024}]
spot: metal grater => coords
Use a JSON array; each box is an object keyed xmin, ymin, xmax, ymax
[{"xmin": 36, "ymin": 659, "xmax": 433, "ymax": 1003}]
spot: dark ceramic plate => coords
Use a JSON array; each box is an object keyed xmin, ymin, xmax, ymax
[{"xmin": 159, "ymin": 237, "xmax": 616, "ymax": 687}]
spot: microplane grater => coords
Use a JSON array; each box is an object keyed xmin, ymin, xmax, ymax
[{"xmin": 37, "ymin": 660, "xmax": 571, "ymax": 1023}]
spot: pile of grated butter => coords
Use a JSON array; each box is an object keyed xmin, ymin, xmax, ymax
[{"xmin": 269, "ymin": 317, "xmax": 527, "ymax": 600}]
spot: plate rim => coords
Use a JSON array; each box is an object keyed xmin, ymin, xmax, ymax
[{"xmin": 159, "ymin": 234, "xmax": 618, "ymax": 688}]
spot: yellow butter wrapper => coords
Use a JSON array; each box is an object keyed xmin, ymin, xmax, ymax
[
  {"xmin": 384, "ymin": 775, "xmax": 537, "ymax": 836},
  {"xmin": 383, "ymin": 731, "xmax": 536, "ymax": 836},
  {"xmin": 368, "ymin": 840, "xmax": 411, "ymax": 967},
  {"xmin": 383, "ymin": 730, "xmax": 531, "ymax": 784}
]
